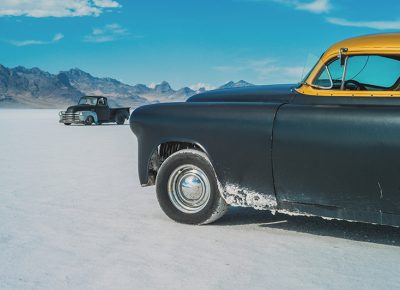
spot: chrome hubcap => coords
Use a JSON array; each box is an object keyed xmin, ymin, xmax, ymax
[{"xmin": 167, "ymin": 165, "xmax": 211, "ymax": 213}]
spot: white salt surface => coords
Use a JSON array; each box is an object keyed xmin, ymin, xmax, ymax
[{"xmin": 1, "ymin": 109, "xmax": 400, "ymax": 290}]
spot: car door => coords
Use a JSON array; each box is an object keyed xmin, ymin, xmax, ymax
[
  {"xmin": 273, "ymin": 102, "xmax": 400, "ymax": 215},
  {"xmin": 273, "ymin": 54, "xmax": 400, "ymax": 216},
  {"xmin": 96, "ymin": 98, "xmax": 110, "ymax": 121}
]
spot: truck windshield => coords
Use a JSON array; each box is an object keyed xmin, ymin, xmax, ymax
[{"xmin": 78, "ymin": 97, "xmax": 98, "ymax": 105}]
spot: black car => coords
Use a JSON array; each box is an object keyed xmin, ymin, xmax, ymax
[{"xmin": 130, "ymin": 33, "xmax": 400, "ymax": 227}]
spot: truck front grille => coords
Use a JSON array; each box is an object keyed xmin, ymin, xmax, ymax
[{"xmin": 60, "ymin": 112, "xmax": 80, "ymax": 123}]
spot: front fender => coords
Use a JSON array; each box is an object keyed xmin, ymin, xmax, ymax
[
  {"xmin": 78, "ymin": 111, "xmax": 98, "ymax": 123},
  {"xmin": 130, "ymin": 102, "xmax": 282, "ymax": 199}
]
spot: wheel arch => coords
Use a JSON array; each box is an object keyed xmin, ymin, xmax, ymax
[
  {"xmin": 123, "ymin": 110, "xmax": 130, "ymax": 119},
  {"xmin": 140, "ymin": 138, "xmax": 214, "ymax": 187},
  {"xmin": 79, "ymin": 111, "xmax": 98, "ymax": 123},
  {"xmin": 155, "ymin": 147, "xmax": 228, "ymax": 224},
  {"xmin": 117, "ymin": 109, "xmax": 130, "ymax": 119}
]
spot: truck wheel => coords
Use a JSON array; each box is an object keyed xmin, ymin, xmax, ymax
[
  {"xmin": 115, "ymin": 113, "xmax": 125, "ymax": 125},
  {"xmin": 156, "ymin": 149, "xmax": 228, "ymax": 225},
  {"xmin": 85, "ymin": 116, "xmax": 94, "ymax": 125},
  {"xmin": 64, "ymin": 123, "xmax": 71, "ymax": 126}
]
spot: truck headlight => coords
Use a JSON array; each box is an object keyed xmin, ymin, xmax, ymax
[
  {"xmin": 79, "ymin": 112, "xmax": 83, "ymax": 116},
  {"xmin": 59, "ymin": 111, "xmax": 62, "ymax": 116}
]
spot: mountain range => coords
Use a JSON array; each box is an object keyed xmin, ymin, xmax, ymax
[{"xmin": 0, "ymin": 64, "xmax": 254, "ymax": 108}]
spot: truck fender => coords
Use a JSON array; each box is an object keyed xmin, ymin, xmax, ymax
[{"xmin": 79, "ymin": 111, "xmax": 99, "ymax": 123}]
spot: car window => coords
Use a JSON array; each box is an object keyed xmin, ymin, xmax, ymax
[
  {"xmin": 345, "ymin": 55, "xmax": 400, "ymax": 90},
  {"xmin": 313, "ymin": 55, "xmax": 400, "ymax": 91},
  {"xmin": 312, "ymin": 58, "xmax": 343, "ymax": 89}
]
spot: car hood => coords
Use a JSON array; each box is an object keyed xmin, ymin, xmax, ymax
[
  {"xmin": 66, "ymin": 104, "xmax": 95, "ymax": 113},
  {"xmin": 187, "ymin": 84, "xmax": 298, "ymax": 103}
]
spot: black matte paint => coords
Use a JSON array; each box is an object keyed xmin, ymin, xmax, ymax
[
  {"xmin": 131, "ymin": 102, "xmax": 281, "ymax": 196},
  {"xmin": 130, "ymin": 84, "xmax": 400, "ymax": 226},
  {"xmin": 273, "ymin": 104, "xmax": 400, "ymax": 215},
  {"xmin": 188, "ymin": 84, "xmax": 295, "ymax": 103}
]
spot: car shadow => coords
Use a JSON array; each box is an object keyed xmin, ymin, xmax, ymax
[
  {"xmin": 216, "ymin": 207, "xmax": 400, "ymax": 247},
  {"xmin": 97, "ymin": 124, "xmax": 130, "ymax": 126}
]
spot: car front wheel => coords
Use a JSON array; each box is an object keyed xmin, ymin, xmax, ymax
[{"xmin": 156, "ymin": 149, "xmax": 228, "ymax": 225}]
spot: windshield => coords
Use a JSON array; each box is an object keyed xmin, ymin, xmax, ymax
[
  {"xmin": 78, "ymin": 97, "xmax": 98, "ymax": 105},
  {"xmin": 301, "ymin": 53, "xmax": 323, "ymax": 84}
]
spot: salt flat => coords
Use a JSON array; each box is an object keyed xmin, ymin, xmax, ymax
[{"xmin": 1, "ymin": 109, "xmax": 400, "ymax": 290}]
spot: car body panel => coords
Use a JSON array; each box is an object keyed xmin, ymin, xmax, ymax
[
  {"xmin": 131, "ymin": 101, "xmax": 282, "ymax": 199},
  {"xmin": 188, "ymin": 84, "xmax": 295, "ymax": 103},
  {"xmin": 273, "ymin": 103, "xmax": 400, "ymax": 215}
]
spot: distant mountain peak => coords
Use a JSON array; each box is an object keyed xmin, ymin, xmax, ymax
[
  {"xmin": 219, "ymin": 80, "xmax": 254, "ymax": 89},
  {"xmin": 154, "ymin": 81, "xmax": 174, "ymax": 94},
  {"xmin": 167, "ymin": 86, "xmax": 195, "ymax": 101},
  {"xmin": 64, "ymin": 68, "xmax": 93, "ymax": 78},
  {"xmin": 237, "ymin": 80, "xmax": 252, "ymax": 85},
  {"xmin": 68, "ymin": 68, "xmax": 88, "ymax": 73},
  {"xmin": 13, "ymin": 66, "xmax": 50, "ymax": 77}
]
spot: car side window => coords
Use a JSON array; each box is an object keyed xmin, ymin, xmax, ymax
[
  {"xmin": 345, "ymin": 55, "xmax": 400, "ymax": 90},
  {"xmin": 313, "ymin": 55, "xmax": 400, "ymax": 91}
]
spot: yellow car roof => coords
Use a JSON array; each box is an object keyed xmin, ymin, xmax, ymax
[
  {"xmin": 325, "ymin": 33, "xmax": 400, "ymax": 55},
  {"xmin": 298, "ymin": 33, "xmax": 400, "ymax": 97}
]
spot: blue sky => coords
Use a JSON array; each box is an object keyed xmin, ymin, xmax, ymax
[{"xmin": 0, "ymin": 0, "xmax": 399, "ymax": 89}]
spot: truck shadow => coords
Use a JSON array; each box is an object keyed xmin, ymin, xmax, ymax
[
  {"xmin": 216, "ymin": 207, "xmax": 400, "ymax": 247},
  {"xmin": 67, "ymin": 124, "xmax": 130, "ymax": 127}
]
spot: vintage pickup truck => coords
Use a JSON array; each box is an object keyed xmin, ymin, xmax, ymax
[
  {"xmin": 59, "ymin": 96, "xmax": 130, "ymax": 125},
  {"xmin": 130, "ymin": 33, "xmax": 400, "ymax": 226}
]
